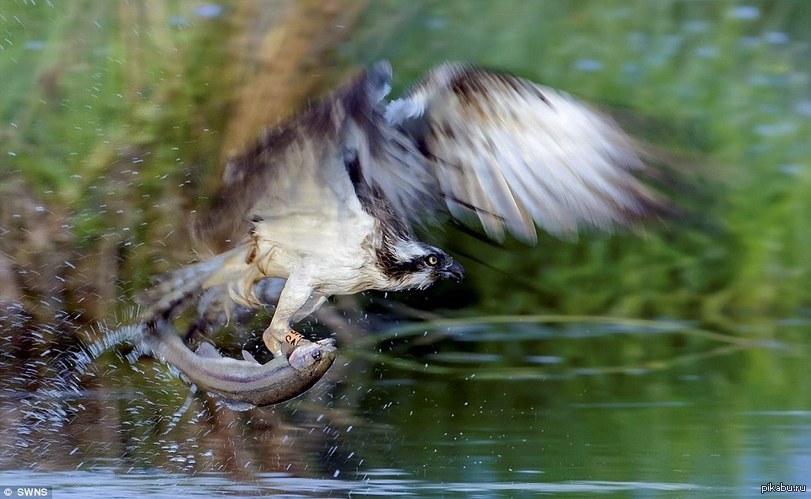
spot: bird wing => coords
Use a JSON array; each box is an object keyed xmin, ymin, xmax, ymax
[
  {"xmin": 195, "ymin": 74, "xmax": 378, "ymax": 251},
  {"xmin": 376, "ymin": 63, "xmax": 662, "ymax": 243}
]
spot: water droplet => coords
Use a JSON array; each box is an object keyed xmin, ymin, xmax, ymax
[
  {"xmin": 779, "ymin": 164, "xmax": 804, "ymax": 176},
  {"xmin": 573, "ymin": 59, "xmax": 603, "ymax": 72},
  {"xmin": 626, "ymin": 32, "xmax": 647, "ymax": 50},
  {"xmin": 24, "ymin": 40, "xmax": 45, "ymax": 51},
  {"xmin": 764, "ymin": 31, "xmax": 789, "ymax": 44},
  {"xmin": 194, "ymin": 4, "xmax": 223, "ymax": 18},
  {"xmin": 683, "ymin": 20, "xmax": 709, "ymax": 33},
  {"xmin": 795, "ymin": 101, "xmax": 811, "ymax": 117},
  {"xmin": 168, "ymin": 16, "xmax": 188, "ymax": 27},
  {"xmin": 424, "ymin": 17, "xmax": 446, "ymax": 30},
  {"xmin": 695, "ymin": 46, "xmax": 719, "ymax": 59},
  {"xmin": 729, "ymin": 6, "xmax": 760, "ymax": 20},
  {"xmin": 753, "ymin": 122, "xmax": 797, "ymax": 137}
]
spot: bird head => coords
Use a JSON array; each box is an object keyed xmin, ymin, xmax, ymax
[{"xmin": 379, "ymin": 240, "xmax": 465, "ymax": 290}]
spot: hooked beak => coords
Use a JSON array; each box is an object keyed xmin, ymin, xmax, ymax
[{"xmin": 441, "ymin": 260, "xmax": 465, "ymax": 282}]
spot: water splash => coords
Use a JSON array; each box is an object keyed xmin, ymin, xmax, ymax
[
  {"xmin": 162, "ymin": 385, "xmax": 198, "ymax": 435},
  {"xmin": 7, "ymin": 313, "xmax": 148, "ymax": 446},
  {"xmin": 69, "ymin": 323, "xmax": 143, "ymax": 380}
]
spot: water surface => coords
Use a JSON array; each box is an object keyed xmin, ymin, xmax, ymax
[{"xmin": 2, "ymin": 318, "xmax": 809, "ymax": 497}]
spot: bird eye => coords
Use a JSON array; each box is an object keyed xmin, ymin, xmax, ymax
[{"xmin": 425, "ymin": 255, "xmax": 439, "ymax": 266}]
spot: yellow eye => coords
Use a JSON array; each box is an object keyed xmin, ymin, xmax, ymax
[{"xmin": 426, "ymin": 255, "xmax": 439, "ymax": 266}]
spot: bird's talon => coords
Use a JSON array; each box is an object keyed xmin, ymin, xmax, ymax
[{"xmin": 284, "ymin": 330, "xmax": 305, "ymax": 347}]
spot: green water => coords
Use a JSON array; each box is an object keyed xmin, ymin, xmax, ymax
[
  {"xmin": 1, "ymin": 0, "xmax": 811, "ymax": 497},
  {"xmin": 2, "ymin": 319, "xmax": 809, "ymax": 496}
]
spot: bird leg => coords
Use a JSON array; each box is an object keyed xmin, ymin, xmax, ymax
[
  {"xmin": 262, "ymin": 323, "xmax": 303, "ymax": 359},
  {"xmin": 262, "ymin": 318, "xmax": 304, "ymax": 359},
  {"xmin": 283, "ymin": 330, "xmax": 305, "ymax": 348},
  {"xmin": 261, "ymin": 278, "xmax": 326, "ymax": 358}
]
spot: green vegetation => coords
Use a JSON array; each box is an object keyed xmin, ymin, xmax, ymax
[
  {"xmin": 1, "ymin": 1, "xmax": 237, "ymax": 301},
  {"xmin": 345, "ymin": 0, "xmax": 811, "ymax": 325},
  {"xmin": 2, "ymin": 0, "xmax": 810, "ymax": 330}
]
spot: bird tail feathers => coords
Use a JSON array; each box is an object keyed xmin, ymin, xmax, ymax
[{"xmin": 136, "ymin": 244, "xmax": 255, "ymax": 321}]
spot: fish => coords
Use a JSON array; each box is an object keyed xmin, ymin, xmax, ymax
[{"xmin": 136, "ymin": 320, "xmax": 336, "ymax": 409}]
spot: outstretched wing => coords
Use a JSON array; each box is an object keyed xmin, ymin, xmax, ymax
[
  {"xmin": 195, "ymin": 69, "xmax": 382, "ymax": 250},
  {"xmin": 378, "ymin": 63, "xmax": 663, "ymax": 243}
]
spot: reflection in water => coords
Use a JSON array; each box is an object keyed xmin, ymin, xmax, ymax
[
  {"xmin": 0, "ymin": 469, "xmax": 711, "ymax": 497},
  {"xmin": 2, "ymin": 310, "xmax": 810, "ymax": 495}
]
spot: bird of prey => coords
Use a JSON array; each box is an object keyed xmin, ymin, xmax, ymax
[{"xmin": 139, "ymin": 61, "xmax": 661, "ymax": 358}]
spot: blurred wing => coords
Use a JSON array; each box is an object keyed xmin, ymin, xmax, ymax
[
  {"xmin": 195, "ymin": 66, "xmax": 384, "ymax": 249},
  {"xmin": 195, "ymin": 100, "xmax": 360, "ymax": 250},
  {"xmin": 383, "ymin": 63, "xmax": 662, "ymax": 243}
]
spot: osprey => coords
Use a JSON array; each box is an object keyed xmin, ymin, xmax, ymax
[{"xmin": 140, "ymin": 61, "xmax": 661, "ymax": 358}]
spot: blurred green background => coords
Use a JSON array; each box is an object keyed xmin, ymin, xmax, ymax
[{"xmin": 3, "ymin": 0, "xmax": 811, "ymax": 328}]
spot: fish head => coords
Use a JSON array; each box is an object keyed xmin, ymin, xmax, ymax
[{"xmin": 288, "ymin": 338, "xmax": 337, "ymax": 377}]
